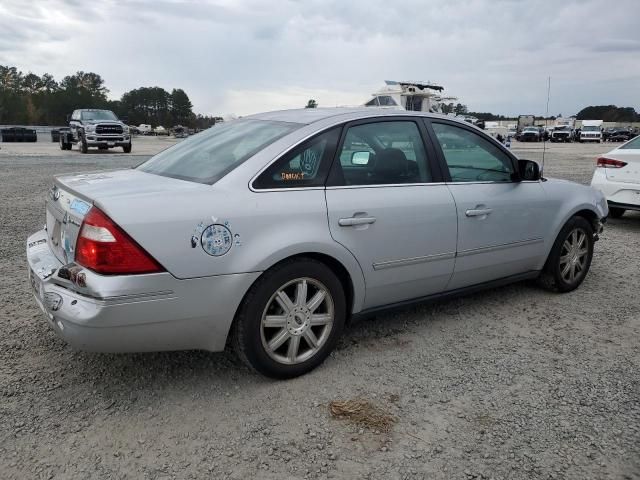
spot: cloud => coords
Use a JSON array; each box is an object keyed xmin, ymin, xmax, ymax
[
  {"xmin": 221, "ymin": 86, "xmax": 373, "ymax": 116},
  {"xmin": 0, "ymin": 0, "xmax": 638, "ymax": 116},
  {"xmin": 592, "ymin": 39, "xmax": 640, "ymax": 53}
]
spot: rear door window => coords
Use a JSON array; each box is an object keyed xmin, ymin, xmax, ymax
[{"xmin": 331, "ymin": 121, "xmax": 432, "ymax": 186}]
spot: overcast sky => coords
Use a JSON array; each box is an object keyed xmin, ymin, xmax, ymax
[{"xmin": 1, "ymin": 0, "xmax": 638, "ymax": 117}]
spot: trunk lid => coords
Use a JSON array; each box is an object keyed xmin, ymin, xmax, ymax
[{"xmin": 46, "ymin": 169, "xmax": 209, "ymax": 265}]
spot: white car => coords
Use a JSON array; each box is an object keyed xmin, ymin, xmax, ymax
[{"xmin": 591, "ymin": 135, "xmax": 640, "ymax": 218}]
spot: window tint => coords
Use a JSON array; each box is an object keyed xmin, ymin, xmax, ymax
[
  {"xmin": 253, "ymin": 127, "xmax": 341, "ymax": 189},
  {"xmin": 333, "ymin": 121, "xmax": 431, "ymax": 186},
  {"xmin": 432, "ymin": 122, "xmax": 514, "ymax": 183},
  {"xmin": 137, "ymin": 119, "xmax": 300, "ymax": 184}
]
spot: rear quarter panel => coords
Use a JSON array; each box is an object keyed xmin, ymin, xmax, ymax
[{"xmin": 98, "ymin": 186, "xmax": 367, "ymax": 313}]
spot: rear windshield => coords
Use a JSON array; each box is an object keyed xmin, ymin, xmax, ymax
[
  {"xmin": 137, "ymin": 119, "xmax": 301, "ymax": 184},
  {"xmin": 620, "ymin": 135, "xmax": 640, "ymax": 150}
]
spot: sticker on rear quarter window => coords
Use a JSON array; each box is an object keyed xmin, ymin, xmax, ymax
[{"xmin": 70, "ymin": 199, "xmax": 91, "ymax": 215}]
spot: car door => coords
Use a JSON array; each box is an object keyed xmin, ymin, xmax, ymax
[
  {"xmin": 325, "ymin": 118, "xmax": 457, "ymax": 309},
  {"xmin": 426, "ymin": 120, "xmax": 549, "ymax": 290}
]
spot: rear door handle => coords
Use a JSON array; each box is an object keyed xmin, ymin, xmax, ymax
[
  {"xmin": 338, "ymin": 216, "xmax": 377, "ymax": 227},
  {"xmin": 465, "ymin": 208, "xmax": 493, "ymax": 217}
]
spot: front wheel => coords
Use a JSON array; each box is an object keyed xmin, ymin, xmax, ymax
[
  {"xmin": 122, "ymin": 142, "xmax": 132, "ymax": 153},
  {"xmin": 80, "ymin": 134, "xmax": 88, "ymax": 153},
  {"xmin": 232, "ymin": 258, "xmax": 346, "ymax": 379},
  {"xmin": 538, "ymin": 216, "xmax": 594, "ymax": 293}
]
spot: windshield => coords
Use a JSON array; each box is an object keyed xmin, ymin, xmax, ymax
[
  {"xmin": 620, "ymin": 135, "xmax": 640, "ymax": 150},
  {"xmin": 137, "ymin": 119, "xmax": 301, "ymax": 184},
  {"xmin": 81, "ymin": 110, "xmax": 118, "ymax": 121},
  {"xmin": 523, "ymin": 128, "xmax": 538, "ymax": 132},
  {"xmin": 582, "ymin": 126, "xmax": 600, "ymax": 131}
]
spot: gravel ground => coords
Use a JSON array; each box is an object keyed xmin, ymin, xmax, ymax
[{"xmin": 1, "ymin": 139, "xmax": 639, "ymax": 480}]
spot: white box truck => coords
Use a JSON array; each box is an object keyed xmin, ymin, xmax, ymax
[{"xmin": 580, "ymin": 120, "xmax": 603, "ymax": 143}]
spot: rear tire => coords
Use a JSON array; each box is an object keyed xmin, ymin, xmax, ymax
[
  {"xmin": 609, "ymin": 207, "xmax": 625, "ymax": 219},
  {"xmin": 537, "ymin": 216, "xmax": 594, "ymax": 293},
  {"xmin": 232, "ymin": 258, "xmax": 346, "ymax": 379}
]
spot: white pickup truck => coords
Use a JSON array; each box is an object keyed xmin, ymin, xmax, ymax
[{"xmin": 59, "ymin": 109, "xmax": 131, "ymax": 153}]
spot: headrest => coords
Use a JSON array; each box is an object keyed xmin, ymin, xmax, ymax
[{"xmin": 373, "ymin": 148, "xmax": 408, "ymax": 179}]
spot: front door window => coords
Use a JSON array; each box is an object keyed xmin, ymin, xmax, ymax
[{"xmin": 431, "ymin": 122, "xmax": 515, "ymax": 183}]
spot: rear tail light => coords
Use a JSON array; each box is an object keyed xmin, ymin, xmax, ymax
[
  {"xmin": 597, "ymin": 157, "xmax": 627, "ymax": 168},
  {"xmin": 75, "ymin": 206, "xmax": 164, "ymax": 275}
]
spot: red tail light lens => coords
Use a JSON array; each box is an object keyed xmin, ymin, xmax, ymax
[
  {"xmin": 597, "ymin": 157, "xmax": 627, "ymax": 168},
  {"xmin": 75, "ymin": 207, "xmax": 164, "ymax": 275}
]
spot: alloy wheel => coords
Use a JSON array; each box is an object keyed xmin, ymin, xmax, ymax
[
  {"xmin": 559, "ymin": 228, "xmax": 588, "ymax": 283},
  {"xmin": 260, "ymin": 277, "xmax": 334, "ymax": 365}
]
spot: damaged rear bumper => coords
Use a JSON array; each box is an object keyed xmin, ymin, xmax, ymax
[{"xmin": 26, "ymin": 229, "xmax": 260, "ymax": 353}]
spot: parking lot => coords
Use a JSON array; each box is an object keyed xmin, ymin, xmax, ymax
[{"xmin": 1, "ymin": 138, "xmax": 638, "ymax": 479}]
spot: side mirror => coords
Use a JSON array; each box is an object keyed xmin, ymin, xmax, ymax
[
  {"xmin": 121, "ymin": 116, "xmax": 129, "ymax": 124},
  {"xmin": 518, "ymin": 159, "xmax": 541, "ymax": 181},
  {"xmin": 351, "ymin": 151, "xmax": 371, "ymax": 165}
]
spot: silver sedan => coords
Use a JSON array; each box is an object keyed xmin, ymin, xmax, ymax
[{"xmin": 27, "ymin": 108, "xmax": 608, "ymax": 378}]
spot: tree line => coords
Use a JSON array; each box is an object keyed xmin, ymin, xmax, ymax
[
  {"xmin": 0, "ymin": 65, "xmax": 222, "ymax": 128},
  {"xmin": 575, "ymin": 105, "xmax": 638, "ymax": 122},
  {"xmin": 467, "ymin": 106, "xmax": 637, "ymax": 122}
]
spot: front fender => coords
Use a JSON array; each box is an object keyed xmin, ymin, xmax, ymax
[{"xmin": 540, "ymin": 179, "xmax": 608, "ymax": 266}]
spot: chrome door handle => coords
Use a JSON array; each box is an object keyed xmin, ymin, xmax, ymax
[
  {"xmin": 338, "ymin": 216, "xmax": 377, "ymax": 227},
  {"xmin": 465, "ymin": 208, "xmax": 493, "ymax": 217}
]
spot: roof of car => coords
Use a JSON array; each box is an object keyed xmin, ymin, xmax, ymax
[{"xmin": 248, "ymin": 107, "xmax": 450, "ymax": 125}]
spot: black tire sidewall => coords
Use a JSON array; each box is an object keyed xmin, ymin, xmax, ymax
[
  {"xmin": 609, "ymin": 207, "xmax": 625, "ymax": 219},
  {"xmin": 80, "ymin": 133, "xmax": 88, "ymax": 153},
  {"xmin": 236, "ymin": 260, "xmax": 346, "ymax": 379},
  {"xmin": 546, "ymin": 217, "xmax": 594, "ymax": 292}
]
